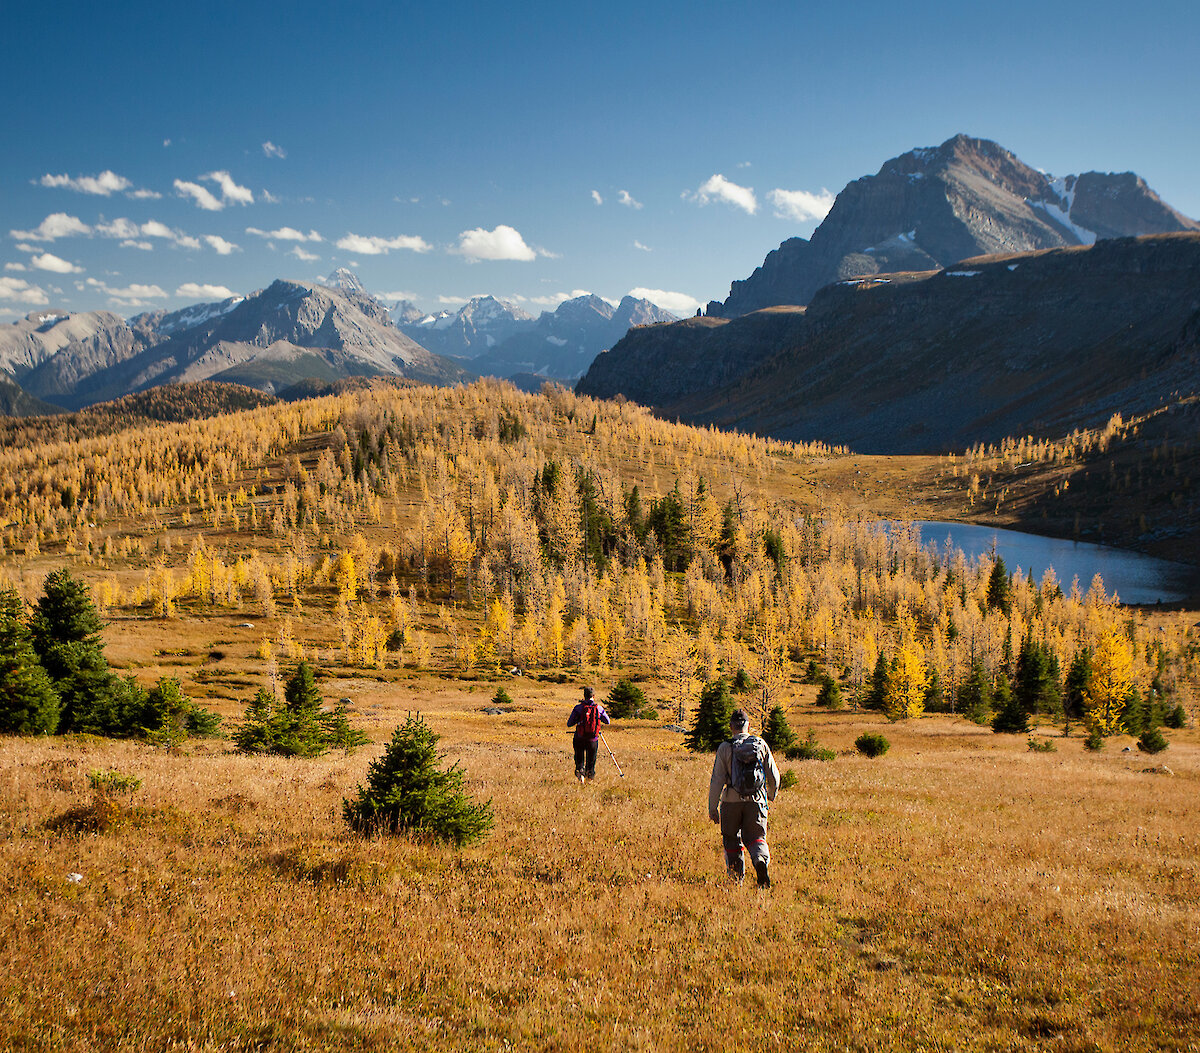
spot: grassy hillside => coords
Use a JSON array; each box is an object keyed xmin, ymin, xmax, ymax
[{"xmin": 0, "ymin": 379, "xmax": 1197, "ymax": 1050}]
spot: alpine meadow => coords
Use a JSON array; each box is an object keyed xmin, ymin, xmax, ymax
[{"xmin": 0, "ymin": 378, "xmax": 1197, "ymax": 1051}]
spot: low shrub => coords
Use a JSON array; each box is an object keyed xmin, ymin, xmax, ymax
[
  {"xmin": 785, "ymin": 728, "xmax": 835, "ymax": 762},
  {"xmin": 855, "ymin": 732, "xmax": 890, "ymax": 758},
  {"xmin": 1164, "ymin": 704, "xmax": 1187, "ymax": 729},
  {"xmin": 779, "ymin": 769, "xmax": 798, "ymax": 790},
  {"xmin": 491, "ymin": 687, "xmax": 514, "ymax": 707},
  {"xmin": 1027, "ymin": 737, "xmax": 1057, "ymax": 753},
  {"xmin": 1083, "ymin": 728, "xmax": 1105, "ymax": 751},
  {"xmin": 1137, "ymin": 726, "xmax": 1169, "ymax": 754}
]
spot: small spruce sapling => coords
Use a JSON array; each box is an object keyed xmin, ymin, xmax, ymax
[
  {"xmin": 605, "ymin": 678, "xmax": 646, "ymax": 719},
  {"xmin": 684, "ymin": 678, "xmax": 734, "ymax": 752},
  {"xmin": 762, "ymin": 704, "xmax": 797, "ymax": 752},
  {"xmin": 344, "ymin": 713, "xmax": 493, "ymax": 846}
]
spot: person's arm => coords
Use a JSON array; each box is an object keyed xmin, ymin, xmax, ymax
[
  {"xmin": 764, "ymin": 743, "xmax": 781, "ymax": 802},
  {"xmin": 566, "ymin": 703, "xmax": 581, "ymax": 728},
  {"xmin": 599, "ymin": 705, "xmax": 611, "ymax": 725},
  {"xmin": 708, "ymin": 743, "xmax": 728, "ymax": 822}
]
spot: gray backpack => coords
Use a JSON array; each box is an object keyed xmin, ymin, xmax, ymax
[{"xmin": 729, "ymin": 735, "xmax": 766, "ymax": 798}]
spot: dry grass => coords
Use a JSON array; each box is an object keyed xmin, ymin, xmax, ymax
[{"xmin": 2, "ymin": 683, "xmax": 1198, "ymax": 1052}]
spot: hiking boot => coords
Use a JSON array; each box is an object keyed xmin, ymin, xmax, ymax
[
  {"xmin": 576, "ymin": 772, "xmax": 585, "ymax": 785},
  {"xmin": 753, "ymin": 859, "xmax": 771, "ymax": 888}
]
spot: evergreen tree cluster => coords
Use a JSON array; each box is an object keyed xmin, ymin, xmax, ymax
[
  {"xmin": 234, "ymin": 661, "xmax": 368, "ymax": 757},
  {"xmin": 0, "ymin": 570, "xmax": 218, "ymax": 741}
]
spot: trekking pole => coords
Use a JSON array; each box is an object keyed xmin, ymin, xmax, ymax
[{"xmin": 599, "ymin": 730, "xmax": 624, "ymax": 777}]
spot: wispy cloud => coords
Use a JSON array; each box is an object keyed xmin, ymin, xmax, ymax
[
  {"xmin": 38, "ymin": 170, "xmax": 130, "ymax": 196},
  {"xmin": 591, "ymin": 190, "xmax": 603, "ymax": 205},
  {"xmin": 204, "ymin": 235, "xmax": 239, "ymax": 255},
  {"xmin": 336, "ymin": 232, "xmax": 431, "ymax": 255},
  {"xmin": 0, "ymin": 276, "xmax": 49, "ymax": 304},
  {"xmin": 174, "ymin": 179, "xmax": 223, "ymax": 211},
  {"xmin": 685, "ymin": 174, "xmax": 757, "ymax": 215},
  {"xmin": 451, "ymin": 225, "xmax": 537, "ymax": 262},
  {"xmin": 633, "ymin": 240, "xmax": 652, "ymax": 252},
  {"xmin": 246, "ymin": 226, "xmax": 323, "ymax": 242},
  {"xmin": 261, "ymin": 141, "xmax": 287, "ymax": 159},
  {"xmin": 176, "ymin": 282, "xmax": 236, "ymax": 300},
  {"xmin": 768, "ymin": 187, "xmax": 835, "ymax": 223},
  {"xmin": 85, "ymin": 277, "xmax": 167, "ymax": 307},
  {"xmin": 9, "ymin": 213, "xmax": 92, "ymax": 241},
  {"xmin": 31, "ymin": 252, "xmax": 82, "ymax": 274},
  {"xmin": 618, "ymin": 190, "xmax": 643, "ymax": 210},
  {"xmin": 628, "ymin": 286, "xmax": 700, "ymax": 315},
  {"xmin": 4, "ymin": 262, "xmax": 26, "ymax": 272},
  {"xmin": 175, "ymin": 171, "xmax": 254, "ymax": 210},
  {"xmin": 289, "ymin": 246, "xmax": 319, "ymax": 262}
]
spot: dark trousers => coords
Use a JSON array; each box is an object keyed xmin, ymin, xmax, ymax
[
  {"xmin": 719, "ymin": 797, "xmax": 770, "ymax": 880},
  {"xmin": 573, "ymin": 736, "xmax": 598, "ymax": 778}
]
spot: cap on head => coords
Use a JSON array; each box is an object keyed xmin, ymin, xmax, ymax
[
  {"xmin": 583, "ymin": 686, "xmax": 594, "ymax": 700},
  {"xmin": 730, "ymin": 708, "xmax": 748, "ymax": 730}
]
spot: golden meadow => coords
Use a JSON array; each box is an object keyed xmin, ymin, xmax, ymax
[{"xmin": 1, "ymin": 380, "xmax": 1197, "ymax": 1051}]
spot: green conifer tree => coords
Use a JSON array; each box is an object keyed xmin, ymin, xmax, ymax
[
  {"xmin": 957, "ymin": 659, "xmax": 992, "ymax": 724},
  {"xmin": 991, "ymin": 676, "xmax": 1030, "ymax": 734},
  {"xmin": 0, "ymin": 588, "xmax": 61, "ymax": 735},
  {"xmin": 344, "ymin": 713, "xmax": 493, "ymax": 845},
  {"xmin": 605, "ymin": 678, "xmax": 647, "ymax": 719},
  {"xmin": 864, "ymin": 652, "xmax": 889, "ymax": 711},
  {"xmin": 815, "ymin": 674, "xmax": 843, "ymax": 710},
  {"xmin": 685, "ymin": 678, "xmax": 734, "ymax": 752},
  {"xmin": 762, "ymin": 703, "xmax": 797, "ymax": 752}
]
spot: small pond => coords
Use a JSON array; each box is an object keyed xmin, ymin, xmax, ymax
[{"xmin": 907, "ymin": 521, "xmax": 1192, "ymax": 606}]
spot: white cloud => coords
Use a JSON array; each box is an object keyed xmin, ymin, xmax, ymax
[
  {"xmin": 85, "ymin": 277, "xmax": 167, "ymax": 307},
  {"xmin": 289, "ymin": 246, "xmax": 319, "ymax": 262},
  {"xmin": 618, "ymin": 190, "xmax": 643, "ymax": 210},
  {"xmin": 9, "ymin": 212, "xmax": 92, "ymax": 241},
  {"xmin": 591, "ymin": 190, "xmax": 603, "ymax": 205},
  {"xmin": 39, "ymin": 170, "xmax": 131, "ymax": 196},
  {"xmin": 437, "ymin": 295, "xmax": 471, "ymax": 306},
  {"xmin": 175, "ymin": 179, "xmax": 224, "ymax": 211},
  {"xmin": 4, "ymin": 262, "xmax": 26, "ymax": 271},
  {"xmin": 129, "ymin": 188, "xmax": 162, "ymax": 200},
  {"xmin": 451, "ymin": 225, "xmax": 537, "ymax": 262},
  {"xmin": 95, "ymin": 217, "xmax": 141, "ymax": 240},
  {"xmin": 246, "ymin": 226, "xmax": 323, "ymax": 242},
  {"xmin": 204, "ymin": 235, "xmax": 239, "ymax": 255},
  {"xmin": 0, "ymin": 276, "xmax": 49, "ymax": 304},
  {"xmin": 529, "ymin": 288, "xmax": 601, "ymax": 308},
  {"xmin": 176, "ymin": 282, "xmax": 236, "ymax": 300},
  {"xmin": 634, "ymin": 240, "xmax": 652, "ymax": 252},
  {"xmin": 262, "ymin": 141, "xmax": 287, "ymax": 159},
  {"xmin": 382, "ymin": 290, "xmax": 419, "ymax": 301},
  {"xmin": 686, "ymin": 174, "xmax": 757, "ymax": 215},
  {"xmin": 628, "ymin": 287, "xmax": 701, "ymax": 315},
  {"xmin": 31, "ymin": 252, "xmax": 82, "ymax": 274},
  {"xmin": 261, "ymin": 189, "xmax": 280, "ymax": 204},
  {"xmin": 121, "ymin": 240, "xmax": 154, "ymax": 251},
  {"xmin": 768, "ymin": 187, "xmax": 836, "ymax": 223},
  {"xmin": 204, "ymin": 170, "xmax": 253, "ymax": 206},
  {"xmin": 175, "ymin": 171, "xmax": 253, "ymax": 210},
  {"xmin": 336, "ymin": 232, "xmax": 431, "ymax": 255}
]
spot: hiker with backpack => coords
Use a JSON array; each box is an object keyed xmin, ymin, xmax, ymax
[
  {"xmin": 708, "ymin": 708, "xmax": 780, "ymax": 887},
  {"xmin": 566, "ymin": 686, "xmax": 610, "ymax": 783}
]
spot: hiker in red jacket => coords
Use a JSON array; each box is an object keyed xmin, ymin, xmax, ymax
[{"xmin": 566, "ymin": 686, "xmax": 610, "ymax": 783}]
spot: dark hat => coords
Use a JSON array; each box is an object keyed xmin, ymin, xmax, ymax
[
  {"xmin": 583, "ymin": 686, "xmax": 594, "ymax": 699},
  {"xmin": 730, "ymin": 708, "xmax": 748, "ymax": 729}
]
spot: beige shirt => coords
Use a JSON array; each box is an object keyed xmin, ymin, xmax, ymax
[{"xmin": 708, "ymin": 732, "xmax": 780, "ymax": 818}]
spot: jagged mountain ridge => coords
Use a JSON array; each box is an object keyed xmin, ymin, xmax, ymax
[
  {"xmin": 578, "ymin": 233, "xmax": 1200, "ymax": 454},
  {"xmin": 467, "ymin": 294, "xmax": 677, "ymax": 381},
  {"xmin": 712, "ymin": 134, "xmax": 1200, "ymax": 317},
  {"xmin": 4, "ymin": 280, "xmax": 468, "ymax": 411}
]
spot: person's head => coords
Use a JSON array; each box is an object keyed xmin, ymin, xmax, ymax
[
  {"xmin": 730, "ymin": 708, "xmax": 749, "ymax": 733},
  {"xmin": 583, "ymin": 686, "xmax": 594, "ymax": 701}
]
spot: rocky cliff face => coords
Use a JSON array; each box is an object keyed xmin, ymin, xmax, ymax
[
  {"xmin": 712, "ymin": 135, "xmax": 1199, "ymax": 317},
  {"xmin": 581, "ymin": 233, "xmax": 1200, "ymax": 454}
]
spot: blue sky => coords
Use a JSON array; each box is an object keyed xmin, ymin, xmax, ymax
[{"xmin": 3, "ymin": 0, "xmax": 1197, "ymax": 321}]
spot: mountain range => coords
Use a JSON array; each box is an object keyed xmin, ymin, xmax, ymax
[
  {"xmin": 708, "ymin": 133, "xmax": 1199, "ymax": 317},
  {"xmin": 395, "ymin": 293, "xmax": 676, "ymax": 381},
  {"xmin": 578, "ymin": 134, "xmax": 1200, "ymax": 453}
]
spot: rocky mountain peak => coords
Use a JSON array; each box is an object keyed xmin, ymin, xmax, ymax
[{"xmin": 321, "ymin": 267, "xmax": 367, "ymax": 296}]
